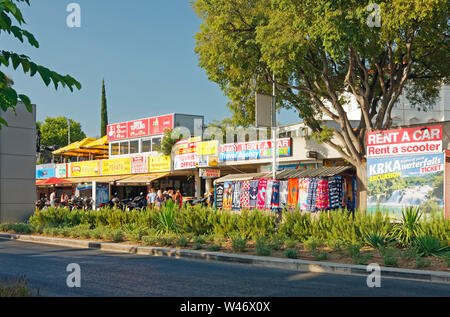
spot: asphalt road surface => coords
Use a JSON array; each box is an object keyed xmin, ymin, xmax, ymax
[{"xmin": 1, "ymin": 238, "xmax": 449, "ymax": 297}]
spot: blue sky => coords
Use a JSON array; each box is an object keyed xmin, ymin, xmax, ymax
[{"xmin": 3, "ymin": 0, "xmax": 300, "ymax": 138}]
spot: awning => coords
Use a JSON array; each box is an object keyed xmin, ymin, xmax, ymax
[
  {"xmin": 116, "ymin": 173, "xmax": 169, "ymax": 185},
  {"xmin": 82, "ymin": 135, "xmax": 109, "ymax": 150},
  {"xmin": 214, "ymin": 166, "xmax": 353, "ymax": 183},
  {"xmin": 65, "ymin": 175, "xmax": 127, "ymax": 184},
  {"xmin": 36, "ymin": 177, "xmax": 72, "ymax": 186}
]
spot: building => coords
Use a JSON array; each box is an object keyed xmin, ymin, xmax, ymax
[{"xmin": 0, "ymin": 103, "xmax": 36, "ymax": 223}]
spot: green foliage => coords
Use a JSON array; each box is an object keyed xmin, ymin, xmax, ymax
[
  {"xmin": 207, "ymin": 244, "xmax": 221, "ymax": 252},
  {"xmin": 178, "ymin": 206, "xmax": 214, "ymax": 235},
  {"xmin": 413, "ymin": 235, "xmax": 450, "ymax": 257},
  {"xmin": 176, "ymin": 237, "xmax": 188, "ymax": 247},
  {"xmin": 193, "ymin": 235, "xmax": 206, "ymax": 245},
  {"xmin": 380, "ymin": 247, "xmax": 400, "ymax": 267},
  {"xmin": 284, "ymin": 248, "xmax": 299, "ymax": 259},
  {"xmin": 156, "ymin": 203, "xmax": 179, "ymax": 234},
  {"xmin": 415, "ymin": 257, "xmax": 432, "ymax": 269},
  {"xmin": 303, "ymin": 236, "xmax": 324, "ymax": 252},
  {"xmin": 155, "ymin": 129, "xmax": 183, "ymax": 155},
  {"xmin": 39, "ymin": 116, "xmax": 86, "ymax": 148},
  {"xmin": 0, "ymin": 0, "xmax": 81, "ymax": 127},
  {"xmin": 284, "ymin": 238, "xmax": 299, "ymax": 249},
  {"xmin": 0, "ymin": 275, "xmax": 39, "ymax": 297},
  {"xmin": 392, "ymin": 206, "xmax": 423, "ymax": 247},
  {"xmin": 326, "ymin": 239, "xmax": 346, "ymax": 252},
  {"xmin": 364, "ymin": 233, "xmax": 393, "ymax": 250},
  {"xmin": 230, "ymin": 233, "xmax": 247, "ymax": 252},
  {"xmin": 0, "ymin": 223, "xmax": 32, "ymax": 234},
  {"xmin": 400, "ymin": 246, "xmax": 419, "ymax": 261},
  {"xmin": 344, "ymin": 244, "xmax": 371, "ymax": 265},
  {"xmin": 236, "ymin": 210, "xmax": 276, "ymax": 240},
  {"xmin": 100, "ymin": 79, "xmax": 108, "ymax": 137},
  {"xmin": 193, "ymin": 242, "xmax": 202, "ymax": 250},
  {"xmin": 255, "ymin": 237, "xmax": 272, "ymax": 256},
  {"xmin": 314, "ymin": 252, "xmax": 329, "ymax": 261}
]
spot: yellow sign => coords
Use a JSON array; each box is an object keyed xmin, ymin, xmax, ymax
[
  {"xmin": 70, "ymin": 161, "xmax": 101, "ymax": 177},
  {"xmin": 197, "ymin": 140, "xmax": 218, "ymax": 156},
  {"xmin": 149, "ymin": 155, "xmax": 171, "ymax": 172},
  {"xmin": 101, "ymin": 158, "xmax": 131, "ymax": 175}
]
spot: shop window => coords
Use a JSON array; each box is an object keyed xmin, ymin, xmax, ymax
[
  {"xmin": 111, "ymin": 142, "xmax": 119, "ymax": 156},
  {"xmin": 120, "ymin": 141, "xmax": 129, "ymax": 155},
  {"xmin": 130, "ymin": 140, "xmax": 139, "ymax": 154},
  {"xmin": 142, "ymin": 139, "xmax": 151, "ymax": 153},
  {"xmin": 152, "ymin": 137, "xmax": 162, "ymax": 151}
]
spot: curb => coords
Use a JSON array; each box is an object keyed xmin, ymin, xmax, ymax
[{"xmin": 1, "ymin": 232, "xmax": 449, "ymax": 284}]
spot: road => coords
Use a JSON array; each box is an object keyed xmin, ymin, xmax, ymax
[{"xmin": 0, "ymin": 238, "xmax": 449, "ymax": 297}]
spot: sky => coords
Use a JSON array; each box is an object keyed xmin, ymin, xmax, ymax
[{"xmin": 3, "ymin": 0, "xmax": 300, "ymax": 138}]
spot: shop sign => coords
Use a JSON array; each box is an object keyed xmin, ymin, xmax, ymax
[
  {"xmin": 55, "ymin": 164, "xmax": 67, "ymax": 178},
  {"xmin": 219, "ymin": 138, "xmax": 291, "ymax": 161},
  {"xmin": 101, "ymin": 157, "xmax": 131, "ymax": 175},
  {"xmin": 149, "ymin": 155, "xmax": 171, "ymax": 172},
  {"xmin": 131, "ymin": 155, "xmax": 149, "ymax": 174},
  {"xmin": 199, "ymin": 169, "xmax": 220, "ymax": 178},
  {"xmin": 70, "ymin": 161, "xmax": 101, "ymax": 177},
  {"xmin": 128, "ymin": 119, "xmax": 149, "ymax": 138},
  {"xmin": 36, "ymin": 164, "xmax": 56, "ymax": 179},
  {"xmin": 107, "ymin": 122, "xmax": 128, "ymax": 141},
  {"xmin": 95, "ymin": 183, "xmax": 110, "ymax": 208},
  {"xmin": 174, "ymin": 153, "xmax": 198, "ymax": 170},
  {"xmin": 149, "ymin": 114, "xmax": 174, "ymax": 135},
  {"xmin": 197, "ymin": 140, "xmax": 218, "ymax": 155},
  {"xmin": 367, "ymin": 125, "xmax": 442, "ymax": 158},
  {"xmin": 367, "ymin": 153, "xmax": 445, "ymax": 218},
  {"xmin": 174, "ymin": 136, "xmax": 201, "ymax": 155}
]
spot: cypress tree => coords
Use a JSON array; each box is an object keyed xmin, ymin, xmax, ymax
[{"xmin": 100, "ymin": 79, "xmax": 108, "ymax": 137}]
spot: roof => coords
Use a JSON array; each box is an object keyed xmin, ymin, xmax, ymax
[
  {"xmin": 214, "ymin": 166, "xmax": 353, "ymax": 183},
  {"xmin": 115, "ymin": 173, "xmax": 169, "ymax": 184},
  {"xmin": 64, "ymin": 175, "xmax": 127, "ymax": 184}
]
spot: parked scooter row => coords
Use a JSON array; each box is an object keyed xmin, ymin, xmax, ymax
[
  {"xmin": 97, "ymin": 193, "xmax": 147, "ymax": 211},
  {"xmin": 35, "ymin": 196, "xmax": 93, "ymax": 211}
]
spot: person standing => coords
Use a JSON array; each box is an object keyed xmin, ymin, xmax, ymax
[
  {"xmin": 155, "ymin": 190, "xmax": 166, "ymax": 209},
  {"xmin": 49, "ymin": 190, "xmax": 56, "ymax": 208},
  {"xmin": 147, "ymin": 188, "xmax": 156, "ymax": 209},
  {"xmin": 174, "ymin": 190, "xmax": 183, "ymax": 208},
  {"xmin": 207, "ymin": 188, "xmax": 215, "ymax": 208}
]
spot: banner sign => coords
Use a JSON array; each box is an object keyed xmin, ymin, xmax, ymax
[
  {"xmin": 174, "ymin": 153, "xmax": 198, "ymax": 170},
  {"xmin": 149, "ymin": 155, "xmax": 171, "ymax": 172},
  {"xmin": 36, "ymin": 164, "xmax": 56, "ymax": 179},
  {"xmin": 131, "ymin": 155, "xmax": 149, "ymax": 174},
  {"xmin": 95, "ymin": 183, "xmax": 109, "ymax": 208},
  {"xmin": 367, "ymin": 125, "xmax": 442, "ymax": 157},
  {"xmin": 219, "ymin": 138, "xmax": 291, "ymax": 161},
  {"xmin": 101, "ymin": 157, "xmax": 131, "ymax": 175},
  {"xmin": 55, "ymin": 164, "xmax": 67, "ymax": 178},
  {"xmin": 367, "ymin": 153, "xmax": 445, "ymax": 217},
  {"xmin": 70, "ymin": 161, "xmax": 101, "ymax": 177},
  {"xmin": 199, "ymin": 169, "xmax": 220, "ymax": 178},
  {"xmin": 107, "ymin": 114, "xmax": 174, "ymax": 141}
]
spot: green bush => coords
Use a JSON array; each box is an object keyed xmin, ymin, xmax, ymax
[
  {"xmin": 326, "ymin": 239, "xmax": 346, "ymax": 251},
  {"xmin": 0, "ymin": 223, "xmax": 33, "ymax": 234},
  {"xmin": 364, "ymin": 233, "xmax": 393, "ymax": 250},
  {"xmin": 255, "ymin": 237, "xmax": 272, "ymax": 256},
  {"xmin": 270, "ymin": 234, "xmax": 286, "ymax": 250},
  {"xmin": 415, "ymin": 257, "xmax": 432, "ymax": 268},
  {"xmin": 236, "ymin": 210, "xmax": 276, "ymax": 240},
  {"xmin": 284, "ymin": 248, "xmax": 299, "ymax": 259},
  {"xmin": 303, "ymin": 236, "xmax": 324, "ymax": 252},
  {"xmin": 314, "ymin": 252, "xmax": 329, "ymax": 261},
  {"xmin": 344, "ymin": 243, "xmax": 371, "ymax": 265},
  {"xmin": 207, "ymin": 244, "xmax": 221, "ymax": 252},
  {"xmin": 381, "ymin": 247, "xmax": 400, "ymax": 267},
  {"xmin": 400, "ymin": 246, "xmax": 419, "ymax": 261},
  {"xmin": 176, "ymin": 237, "xmax": 188, "ymax": 247},
  {"xmin": 193, "ymin": 236, "xmax": 206, "ymax": 245},
  {"xmin": 392, "ymin": 206, "xmax": 423, "ymax": 247},
  {"xmin": 413, "ymin": 235, "xmax": 450, "ymax": 257},
  {"xmin": 284, "ymin": 238, "xmax": 299, "ymax": 249},
  {"xmin": 230, "ymin": 233, "xmax": 247, "ymax": 252},
  {"xmin": 193, "ymin": 242, "xmax": 202, "ymax": 250},
  {"xmin": 178, "ymin": 207, "xmax": 214, "ymax": 235}
]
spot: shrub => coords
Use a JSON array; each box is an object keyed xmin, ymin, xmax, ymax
[
  {"xmin": 344, "ymin": 244, "xmax": 371, "ymax": 265},
  {"xmin": 230, "ymin": 233, "xmax": 247, "ymax": 252},
  {"xmin": 255, "ymin": 237, "xmax": 272, "ymax": 256},
  {"xmin": 193, "ymin": 242, "xmax": 202, "ymax": 250},
  {"xmin": 156, "ymin": 205, "xmax": 178, "ymax": 234},
  {"xmin": 279, "ymin": 211, "xmax": 311, "ymax": 242},
  {"xmin": 284, "ymin": 238, "xmax": 299, "ymax": 249},
  {"xmin": 207, "ymin": 244, "xmax": 221, "ymax": 252},
  {"xmin": 270, "ymin": 234, "xmax": 286, "ymax": 250},
  {"xmin": 236, "ymin": 210, "xmax": 276, "ymax": 240},
  {"xmin": 392, "ymin": 206, "xmax": 423, "ymax": 247},
  {"xmin": 303, "ymin": 236, "xmax": 324, "ymax": 252},
  {"xmin": 415, "ymin": 257, "xmax": 432, "ymax": 268},
  {"xmin": 0, "ymin": 223, "xmax": 33, "ymax": 234},
  {"xmin": 157, "ymin": 236, "xmax": 175, "ymax": 247},
  {"xmin": 364, "ymin": 233, "xmax": 393, "ymax": 250},
  {"xmin": 381, "ymin": 247, "xmax": 400, "ymax": 267},
  {"xmin": 177, "ymin": 207, "xmax": 214, "ymax": 235},
  {"xmin": 284, "ymin": 248, "xmax": 299, "ymax": 259},
  {"xmin": 176, "ymin": 237, "xmax": 188, "ymax": 247},
  {"xmin": 413, "ymin": 235, "xmax": 450, "ymax": 257},
  {"xmin": 111, "ymin": 229, "xmax": 124, "ymax": 243},
  {"xmin": 400, "ymin": 246, "xmax": 419, "ymax": 261},
  {"xmin": 142, "ymin": 235, "xmax": 158, "ymax": 246},
  {"xmin": 443, "ymin": 253, "xmax": 450, "ymax": 268},
  {"xmin": 314, "ymin": 252, "xmax": 329, "ymax": 261},
  {"xmin": 326, "ymin": 239, "xmax": 345, "ymax": 251},
  {"xmin": 0, "ymin": 275, "xmax": 38, "ymax": 297}
]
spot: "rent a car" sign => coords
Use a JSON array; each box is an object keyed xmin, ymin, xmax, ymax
[{"xmin": 367, "ymin": 125, "xmax": 442, "ymax": 157}]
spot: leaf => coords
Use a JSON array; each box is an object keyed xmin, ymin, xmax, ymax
[
  {"xmin": 37, "ymin": 66, "xmax": 51, "ymax": 86},
  {"xmin": 0, "ymin": 116, "xmax": 8, "ymax": 128},
  {"xmin": 19, "ymin": 94, "xmax": 32, "ymax": 112}
]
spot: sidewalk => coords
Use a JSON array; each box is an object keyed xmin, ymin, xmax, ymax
[{"xmin": 1, "ymin": 232, "xmax": 449, "ymax": 284}]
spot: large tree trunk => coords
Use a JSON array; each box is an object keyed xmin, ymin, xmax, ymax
[{"xmin": 355, "ymin": 160, "xmax": 367, "ymax": 213}]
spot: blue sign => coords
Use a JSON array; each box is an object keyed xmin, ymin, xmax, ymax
[{"xmin": 36, "ymin": 167, "xmax": 55, "ymax": 179}]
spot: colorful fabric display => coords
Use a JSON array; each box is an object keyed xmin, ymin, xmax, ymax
[
  {"xmin": 257, "ymin": 179, "xmax": 268, "ymax": 209},
  {"xmin": 240, "ymin": 180, "xmax": 250, "ymax": 209},
  {"xmin": 271, "ymin": 180, "xmax": 280, "ymax": 210},
  {"xmin": 223, "ymin": 181, "xmax": 233, "ymax": 210},
  {"xmin": 249, "ymin": 180, "xmax": 259, "ymax": 208},
  {"xmin": 279, "ymin": 180, "xmax": 289, "ymax": 210},
  {"xmin": 265, "ymin": 180, "xmax": 274, "ymax": 210},
  {"xmin": 232, "ymin": 181, "xmax": 241, "ymax": 210},
  {"xmin": 298, "ymin": 178, "xmax": 309, "ymax": 211},
  {"xmin": 306, "ymin": 178, "xmax": 318, "ymax": 212},
  {"xmin": 287, "ymin": 178, "xmax": 299, "ymax": 210},
  {"xmin": 215, "ymin": 182, "xmax": 224, "ymax": 209},
  {"xmin": 315, "ymin": 178, "xmax": 330, "ymax": 210},
  {"xmin": 328, "ymin": 176, "xmax": 343, "ymax": 210}
]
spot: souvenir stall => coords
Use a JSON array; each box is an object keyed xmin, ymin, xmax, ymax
[{"xmin": 213, "ymin": 167, "xmax": 357, "ymax": 213}]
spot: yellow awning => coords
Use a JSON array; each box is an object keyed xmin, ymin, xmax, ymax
[
  {"xmin": 52, "ymin": 138, "xmax": 96, "ymax": 155},
  {"xmin": 83, "ymin": 135, "xmax": 109, "ymax": 150},
  {"xmin": 115, "ymin": 173, "xmax": 169, "ymax": 185},
  {"xmin": 65, "ymin": 175, "xmax": 128, "ymax": 184}
]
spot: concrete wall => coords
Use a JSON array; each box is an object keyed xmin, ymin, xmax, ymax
[
  {"xmin": 445, "ymin": 150, "xmax": 449, "ymax": 219},
  {"xmin": 0, "ymin": 103, "xmax": 36, "ymax": 223}
]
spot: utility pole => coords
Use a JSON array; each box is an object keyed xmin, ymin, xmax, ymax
[
  {"xmin": 67, "ymin": 118, "xmax": 71, "ymax": 145},
  {"xmin": 272, "ymin": 73, "xmax": 277, "ymax": 180}
]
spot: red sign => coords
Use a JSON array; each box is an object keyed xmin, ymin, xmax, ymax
[
  {"xmin": 107, "ymin": 114, "xmax": 174, "ymax": 141},
  {"xmin": 367, "ymin": 125, "xmax": 443, "ymax": 157},
  {"xmin": 131, "ymin": 155, "xmax": 149, "ymax": 174},
  {"xmin": 128, "ymin": 119, "xmax": 149, "ymax": 138},
  {"xmin": 107, "ymin": 122, "xmax": 128, "ymax": 141},
  {"xmin": 149, "ymin": 114, "xmax": 173, "ymax": 135}
]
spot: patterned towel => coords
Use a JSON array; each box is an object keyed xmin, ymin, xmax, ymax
[
  {"xmin": 240, "ymin": 180, "xmax": 250, "ymax": 209},
  {"xmin": 215, "ymin": 182, "xmax": 224, "ymax": 209},
  {"xmin": 287, "ymin": 178, "xmax": 299, "ymax": 210},
  {"xmin": 223, "ymin": 181, "xmax": 233, "ymax": 210},
  {"xmin": 232, "ymin": 181, "xmax": 242, "ymax": 210},
  {"xmin": 249, "ymin": 180, "xmax": 259, "ymax": 208},
  {"xmin": 298, "ymin": 178, "xmax": 309, "ymax": 211},
  {"xmin": 265, "ymin": 180, "xmax": 274, "ymax": 210},
  {"xmin": 257, "ymin": 179, "xmax": 268, "ymax": 209},
  {"xmin": 271, "ymin": 180, "xmax": 280, "ymax": 210},
  {"xmin": 279, "ymin": 180, "xmax": 289, "ymax": 211},
  {"xmin": 315, "ymin": 178, "xmax": 330, "ymax": 210}
]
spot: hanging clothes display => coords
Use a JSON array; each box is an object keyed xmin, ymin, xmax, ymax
[
  {"xmin": 287, "ymin": 178, "xmax": 299, "ymax": 210},
  {"xmin": 257, "ymin": 179, "xmax": 268, "ymax": 209},
  {"xmin": 279, "ymin": 180, "xmax": 289, "ymax": 210},
  {"xmin": 328, "ymin": 176, "xmax": 343, "ymax": 210},
  {"xmin": 265, "ymin": 179, "xmax": 274, "ymax": 210},
  {"xmin": 222, "ymin": 181, "xmax": 233, "ymax": 210},
  {"xmin": 240, "ymin": 180, "xmax": 250, "ymax": 209},
  {"xmin": 298, "ymin": 178, "xmax": 309, "ymax": 211},
  {"xmin": 215, "ymin": 182, "xmax": 224, "ymax": 209},
  {"xmin": 306, "ymin": 178, "xmax": 318, "ymax": 212},
  {"xmin": 271, "ymin": 180, "xmax": 280, "ymax": 211},
  {"xmin": 315, "ymin": 178, "xmax": 330, "ymax": 210},
  {"xmin": 249, "ymin": 180, "xmax": 259, "ymax": 208},
  {"xmin": 232, "ymin": 181, "xmax": 241, "ymax": 210}
]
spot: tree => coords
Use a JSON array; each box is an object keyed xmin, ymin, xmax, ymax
[
  {"xmin": 40, "ymin": 117, "xmax": 86, "ymax": 148},
  {"xmin": 100, "ymin": 79, "xmax": 108, "ymax": 137},
  {"xmin": 154, "ymin": 129, "xmax": 183, "ymax": 155},
  {"xmin": 0, "ymin": 0, "xmax": 81, "ymax": 127},
  {"xmin": 192, "ymin": 0, "xmax": 449, "ymax": 211}
]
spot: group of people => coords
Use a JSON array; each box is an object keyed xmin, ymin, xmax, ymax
[{"xmin": 146, "ymin": 188, "xmax": 183, "ymax": 209}]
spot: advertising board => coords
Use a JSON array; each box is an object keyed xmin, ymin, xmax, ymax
[{"xmin": 219, "ymin": 138, "xmax": 291, "ymax": 161}]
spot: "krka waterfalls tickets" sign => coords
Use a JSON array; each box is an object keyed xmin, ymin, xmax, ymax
[{"xmin": 367, "ymin": 125, "xmax": 444, "ymax": 218}]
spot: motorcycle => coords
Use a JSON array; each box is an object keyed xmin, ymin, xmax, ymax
[
  {"xmin": 83, "ymin": 197, "xmax": 93, "ymax": 211},
  {"xmin": 184, "ymin": 196, "xmax": 208, "ymax": 208},
  {"xmin": 70, "ymin": 197, "xmax": 84, "ymax": 210},
  {"xmin": 35, "ymin": 198, "xmax": 49, "ymax": 210},
  {"xmin": 126, "ymin": 193, "xmax": 147, "ymax": 211}
]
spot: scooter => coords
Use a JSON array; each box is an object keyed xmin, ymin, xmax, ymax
[
  {"xmin": 184, "ymin": 196, "xmax": 208, "ymax": 207},
  {"xmin": 126, "ymin": 193, "xmax": 147, "ymax": 211}
]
